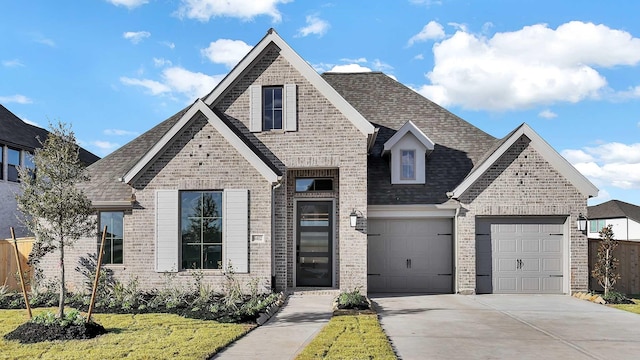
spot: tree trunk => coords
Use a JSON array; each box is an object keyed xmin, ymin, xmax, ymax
[
  {"xmin": 604, "ymin": 248, "xmax": 610, "ymax": 297},
  {"xmin": 58, "ymin": 242, "xmax": 65, "ymax": 318}
]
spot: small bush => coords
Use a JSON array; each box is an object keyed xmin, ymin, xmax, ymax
[
  {"xmin": 337, "ymin": 288, "xmax": 369, "ymax": 310},
  {"xmin": 603, "ymin": 290, "xmax": 634, "ymax": 304}
]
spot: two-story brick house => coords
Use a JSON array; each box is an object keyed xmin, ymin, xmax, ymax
[
  {"xmin": 39, "ymin": 29, "xmax": 598, "ymax": 295},
  {"xmin": 0, "ymin": 104, "xmax": 99, "ymax": 240}
]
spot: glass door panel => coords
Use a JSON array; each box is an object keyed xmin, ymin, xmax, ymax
[{"xmin": 296, "ymin": 201, "xmax": 333, "ymax": 287}]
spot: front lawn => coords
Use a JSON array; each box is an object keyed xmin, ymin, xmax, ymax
[
  {"xmin": 1, "ymin": 308, "xmax": 252, "ymax": 360},
  {"xmin": 295, "ymin": 314, "xmax": 395, "ymax": 360},
  {"xmin": 611, "ymin": 297, "xmax": 640, "ymax": 315}
]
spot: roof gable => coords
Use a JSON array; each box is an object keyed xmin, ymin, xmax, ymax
[
  {"xmin": 122, "ymin": 100, "xmax": 281, "ymax": 184},
  {"xmin": 588, "ymin": 200, "xmax": 640, "ymax": 222},
  {"xmin": 450, "ymin": 123, "xmax": 598, "ymax": 199},
  {"xmin": 383, "ymin": 120, "xmax": 435, "ymax": 155},
  {"xmin": 203, "ymin": 29, "xmax": 374, "ymax": 137}
]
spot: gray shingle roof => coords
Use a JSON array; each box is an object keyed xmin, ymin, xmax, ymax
[
  {"xmin": 0, "ymin": 104, "xmax": 100, "ymax": 165},
  {"xmin": 588, "ymin": 200, "xmax": 640, "ymax": 223},
  {"xmin": 80, "ymin": 106, "xmax": 189, "ymax": 201},
  {"xmin": 322, "ymin": 72, "xmax": 499, "ymax": 205}
]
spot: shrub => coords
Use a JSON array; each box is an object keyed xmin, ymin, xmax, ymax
[
  {"xmin": 603, "ymin": 290, "xmax": 634, "ymax": 304},
  {"xmin": 337, "ymin": 288, "xmax": 369, "ymax": 310}
]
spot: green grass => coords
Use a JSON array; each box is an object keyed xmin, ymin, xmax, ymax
[
  {"xmin": 296, "ymin": 314, "xmax": 396, "ymax": 360},
  {"xmin": 0, "ymin": 308, "xmax": 253, "ymax": 360},
  {"xmin": 611, "ymin": 297, "xmax": 640, "ymax": 315}
]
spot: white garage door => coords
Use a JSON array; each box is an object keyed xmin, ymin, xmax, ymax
[
  {"xmin": 368, "ymin": 218, "xmax": 453, "ymax": 293},
  {"xmin": 476, "ymin": 217, "xmax": 565, "ymax": 294}
]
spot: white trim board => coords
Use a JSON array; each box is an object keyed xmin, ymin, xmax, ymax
[
  {"xmin": 368, "ymin": 204, "xmax": 457, "ymax": 219},
  {"xmin": 450, "ymin": 123, "xmax": 598, "ymax": 199},
  {"xmin": 122, "ymin": 100, "xmax": 280, "ymax": 184},
  {"xmin": 203, "ymin": 29, "xmax": 375, "ymax": 137}
]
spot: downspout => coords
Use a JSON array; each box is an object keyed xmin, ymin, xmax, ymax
[
  {"xmin": 447, "ymin": 191, "xmax": 461, "ymax": 294},
  {"xmin": 271, "ymin": 178, "xmax": 283, "ymax": 291}
]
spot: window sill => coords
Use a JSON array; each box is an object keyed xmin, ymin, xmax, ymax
[
  {"xmin": 261, "ymin": 129, "xmax": 286, "ymax": 135},
  {"xmin": 177, "ymin": 269, "xmax": 225, "ymax": 276}
]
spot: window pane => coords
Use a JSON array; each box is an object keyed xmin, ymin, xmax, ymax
[
  {"xmin": 263, "ymin": 110, "xmax": 273, "ymax": 130},
  {"xmin": 313, "ymin": 179, "xmax": 333, "ymax": 191},
  {"xmin": 182, "ymin": 244, "xmax": 201, "ymax": 270},
  {"xmin": 7, "ymin": 148, "xmax": 20, "ymax": 182},
  {"xmin": 0, "ymin": 146, "xmax": 3, "ymax": 180},
  {"xmin": 99, "ymin": 212, "xmax": 124, "ymax": 264},
  {"xmin": 203, "ymin": 218, "xmax": 222, "ymax": 243},
  {"xmin": 273, "ymin": 88, "xmax": 282, "ymax": 108},
  {"xmin": 263, "ymin": 89, "xmax": 273, "ymax": 109},
  {"xmin": 401, "ymin": 150, "xmax": 416, "ymax": 180},
  {"xmin": 202, "ymin": 192, "xmax": 222, "ymax": 218},
  {"xmin": 296, "ymin": 179, "xmax": 314, "ymax": 192},
  {"xmin": 589, "ymin": 220, "xmax": 597, "ymax": 232},
  {"xmin": 203, "ymin": 245, "xmax": 222, "ymax": 269},
  {"xmin": 273, "ymin": 110, "xmax": 282, "ymax": 129}
]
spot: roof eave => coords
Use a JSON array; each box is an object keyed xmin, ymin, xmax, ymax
[{"xmin": 450, "ymin": 123, "xmax": 599, "ymax": 199}]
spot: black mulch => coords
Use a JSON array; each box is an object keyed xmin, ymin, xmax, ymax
[{"xmin": 4, "ymin": 321, "xmax": 107, "ymax": 343}]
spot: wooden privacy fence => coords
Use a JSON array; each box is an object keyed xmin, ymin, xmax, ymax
[
  {"xmin": 589, "ymin": 239, "xmax": 640, "ymax": 295},
  {"xmin": 0, "ymin": 237, "xmax": 34, "ymax": 291}
]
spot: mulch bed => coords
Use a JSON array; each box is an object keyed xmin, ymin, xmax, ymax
[{"xmin": 4, "ymin": 321, "xmax": 107, "ymax": 343}]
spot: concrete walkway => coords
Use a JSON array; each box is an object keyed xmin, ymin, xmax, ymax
[
  {"xmin": 212, "ymin": 294, "xmax": 334, "ymax": 360},
  {"xmin": 373, "ymin": 294, "xmax": 640, "ymax": 360}
]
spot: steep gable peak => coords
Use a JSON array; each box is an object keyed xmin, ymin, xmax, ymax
[
  {"xmin": 383, "ymin": 120, "xmax": 435, "ymax": 155},
  {"xmin": 203, "ymin": 28, "xmax": 374, "ymax": 137}
]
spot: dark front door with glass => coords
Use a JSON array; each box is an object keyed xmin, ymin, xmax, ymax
[{"xmin": 296, "ymin": 201, "xmax": 333, "ymax": 287}]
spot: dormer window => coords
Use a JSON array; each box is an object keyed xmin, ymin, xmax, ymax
[
  {"xmin": 250, "ymin": 84, "xmax": 297, "ymax": 132},
  {"xmin": 263, "ymin": 86, "xmax": 283, "ymax": 130},
  {"xmin": 400, "ymin": 150, "xmax": 416, "ymax": 180},
  {"xmin": 383, "ymin": 120, "xmax": 435, "ymax": 185}
]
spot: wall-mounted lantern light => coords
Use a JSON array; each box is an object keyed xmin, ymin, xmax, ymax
[
  {"xmin": 350, "ymin": 209, "xmax": 362, "ymax": 228},
  {"xmin": 577, "ymin": 213, "xmax": 588, "ymax": 233}
]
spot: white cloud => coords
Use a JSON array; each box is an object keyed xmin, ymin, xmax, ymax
[
  {"xmin": 91, "ymin": 140, "xmax": 121, "ymax": 156},
  {"xmin": 328, "ymin": 64, "xmax": 372, "ymax": 73},
  {"xmin": 418, "ymin": 21, "xmax": 640, "ymax": 110},
  {"xmin": 19, "ymin": 116, "xmax": 40, "ymax": 127},
  {"xmin": 563, "ymin": 142, "xmax": 640, "ymax": 191},
  {"xmin": 372, "ymin": 59, "xmax": 393, "ymax": 71},
  {"xmin": 33, "ymin": 35, "xmax": 55, "ymax": 47},
  {"xmin": 297, "ymin": 15, "xmax": 330, "ymax": 38},
  {"xmin": 120, "ymin": 77, "xmax": 171, "ymax": 95},
  {"xmin": 408, "ymin": 21, "xmax": 445, "ymax": 46},
  {"xmin": 588, "ymin": 188, "xmax": 611, "ymax": 205},
  {"xmin": 615, "ymin": 85, "xmax": 640, "ymax": 100},
  {"xmin": 340, "ymin": 57, "xmax": 367, "ymax": 63},
  {"xmin": 413, "ymin": 54, "xmax": 424, "ymax": 60},
  {"xmin": 161, "ymin": 41, "xmax": 176, "ymax": 49},
  {"xmin": 121, "ymin": 66, "xmax": 223, "ymax": 100},
  {"xmin": 176, "ymin": 0, "xmax": 291, "ymax": 22},
  {"xmin": 201, "ymin": 39, "xmax": 252, "ymax": 68},
  {"xmin": 103, "ymin": 129, "xmax": 139, "ymax": 136},
  {"xmin": 0, "ymin": 94, "xmax": 32, "ymax": 104},
  {"xmin": 153, "ymin": 58, "xmax": 172, "ymax": 67},
  {"xmin": 123, "ymin": 31, "xmax": 151, "ymax": 44},
  {"xmin": 538, "ymin": 109, "xmax": 557, "ymax": 119},
  {"xmin": 2, "ymin": 59, "xmax": 24, "ymax": 67},
  {"xmin": 106, "ymin": 0, "xmax": 148, "ymax": 8},
  {"xmin": 409, "ymin": 0, "xmax": 443, "ymax": 6}
]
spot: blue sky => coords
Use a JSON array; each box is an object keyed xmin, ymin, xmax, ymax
[{"xmin": 2, "ymin": 0, "xmax": 640, "ymax": 206}]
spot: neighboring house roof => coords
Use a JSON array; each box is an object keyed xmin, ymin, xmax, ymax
[
  {"xmin": 323, "ymin": 72, "xmax": 498, "ymax": 205},
  {"xmin": 449, "ymin": 123, "xmax": 598, "ymax": 199},
  {"xmin": 0, "ymin": 104, "xmax": 100, "ymax": 165},
  {"xmin": 203, "ymin": 28, "xmax": 375, "ymax": 138},
  {"xmin": 588, "ymin": 200, "xmax": 640, "ymax": 223},
  {"xmin": 382, "ymin": 120, "xmax": 435, "ymax": 155}
]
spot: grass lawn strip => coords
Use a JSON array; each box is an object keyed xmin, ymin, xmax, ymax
[
  {"xmin": 611, "ymin": 298, "xmax": 640, "ymax": 315},
  {"xmin": 296, "ymin": 314, "xmax": 395, "ymax": 360},
  {"xmin": 1, "ymin": 308, "xmax": 253, "ymax": 360}
]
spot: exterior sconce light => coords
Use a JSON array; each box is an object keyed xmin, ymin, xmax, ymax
[
  {"xmin": 350, "ymin": 209, "xmax": 362, "ymax": 228},
  {"xmin": 577, "ymin": 213, "xmax": 588, "ymax": 233}
]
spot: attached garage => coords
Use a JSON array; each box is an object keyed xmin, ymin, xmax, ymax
[
  {"xmin": 476, "ymin": 217, "xmax": 567, "ymax": 294},
  {"xmin": 367, "ymin": 218, "xmax": 453, "ymax": 293}
]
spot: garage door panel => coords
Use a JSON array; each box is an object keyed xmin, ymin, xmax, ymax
[
  {"xmin": 368, "ymin": 218, "xmax": 453, "ymax": 293},
  {"xmin": 477, "ymin": 217, "xmax": 566, "ymax": 294}
]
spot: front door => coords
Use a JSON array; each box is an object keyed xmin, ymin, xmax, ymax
[{"xmin": 296, "ymin": 201, "xmax": 333, "ymax": 287}]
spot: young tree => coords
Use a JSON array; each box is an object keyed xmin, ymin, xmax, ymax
[
  {"xmin": 16, "ymin": 121, "xmax": 95, "ymax": 318},
  {"xmin": 591, "ymin": 224, "xmax": 620, "ymax": 297}
]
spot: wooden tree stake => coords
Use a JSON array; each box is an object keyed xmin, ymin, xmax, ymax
[
  {"xmin": 11, "ymin": 227, "xmax": 32, "ymax": 319},
  {"xmin": 87, "ymin": 225, "xmax": 107, "ymax": 322}
]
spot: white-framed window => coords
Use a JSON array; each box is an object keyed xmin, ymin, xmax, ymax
[
  {"xmin": 400, "ymin": 150, "xmax": 416, "ymax": 180},
  {"xmin": 180, "ymin": 191, "xmax": 223, "ymax": 270},
  {"xmin": 263, "ymin": 86, "xmax": 283, "ymax": 131},
  {"xmin": 99, "ymin": 211, "xmax": 124, "ymax": 264},
  {"xmin": 590, "ymin": 219, "xmax": 606, "ymax": 233},
  {"xmin": 7, "ymin": 147, "xmax": 20, "ymax": 182}
]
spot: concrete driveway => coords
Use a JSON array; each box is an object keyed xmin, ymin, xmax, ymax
[{"xmin": 372, "ymin": 294, "xmax": 640, "ymax": 360}]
